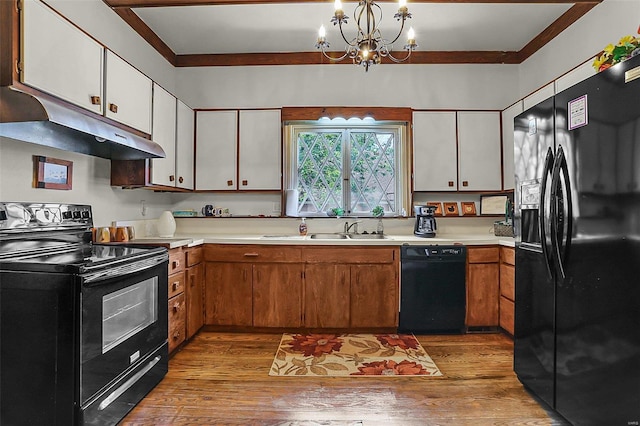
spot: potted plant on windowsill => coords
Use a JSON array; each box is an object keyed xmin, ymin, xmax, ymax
[{"xmin": 372, "ymin": 205, "xmax": 384, "ymax": 234}]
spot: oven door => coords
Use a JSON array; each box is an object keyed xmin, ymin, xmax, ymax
[{"xmin": 79, "ymin": 252, "xmax": 168, "ymax": 405}]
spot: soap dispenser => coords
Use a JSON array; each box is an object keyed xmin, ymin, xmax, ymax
[{"xmin": 299, "ymin": 218, "xmax": 308, "ymax": 236}]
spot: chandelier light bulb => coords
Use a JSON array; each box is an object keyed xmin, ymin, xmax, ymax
[
  {"xmin": 407, "ymin": 27, "xmax": 415, "ymax": 41},
  {"xmin": 334, "ymin": 0, "xmax": 343, "ymax": 12},
  {"xmin": 398, "ymin": 0, "xmax": 407, "ymax": 8},
  {"xmin": 318, "ymin": 25, "xmax": 326, "ymax": 38}
]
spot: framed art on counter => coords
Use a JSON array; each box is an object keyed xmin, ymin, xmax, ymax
[
  {"xmin": 443, "ymin": 202, "xmax": 459, "ymax": 216},
  {"xmin": 461, "ymin": 202, "xmax": 477, "ymax": 216}
]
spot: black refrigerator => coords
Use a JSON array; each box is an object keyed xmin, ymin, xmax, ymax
[{"xmin": 513, "ymin": 54, "xmax": 640, "ymax": 425}]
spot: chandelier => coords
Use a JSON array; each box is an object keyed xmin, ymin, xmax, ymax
[{"xmin": 315, "ymin": 0, "xmax": 417, "ymax": 71}]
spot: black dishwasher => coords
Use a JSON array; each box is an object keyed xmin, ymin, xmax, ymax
[{"xmin": 399, "ymin": 245, "xmax": 467, "ymax": 333}]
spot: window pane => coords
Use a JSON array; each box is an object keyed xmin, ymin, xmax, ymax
[
  {"xmin": 297, "ymin": 131, "xmax": 343, "ymax": 215},
  {"xmin": 349, "ymin": 130, "xmax": 396, "ymax": 215}
]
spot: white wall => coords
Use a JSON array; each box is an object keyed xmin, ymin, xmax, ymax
[
  {"xmin": 519, "ymin": 0, "xmax": 640, "ymax": 98},
  {"xmin": 0, "ymin": 138, "xmax": 173, "ymax": 226},
  {"xmin": 176, "ymin": 64, "xmax": 519, "ymax": 110}
]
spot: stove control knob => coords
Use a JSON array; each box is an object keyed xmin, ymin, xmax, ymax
[
  {"xmin": 62, "ymin": 211, "xmax": 72, "ymax": 220},
  {"xmin": 73, "ymin": 211, "xmax": 81, "ymax": 219},
  {"xmin": 81, "ymin": 210, "xmax": 91, "ymax": 219}
]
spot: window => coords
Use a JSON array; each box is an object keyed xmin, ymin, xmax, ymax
[{"xmin": 285, "ymin": 119, "xmax": 409, "ymax": 217}]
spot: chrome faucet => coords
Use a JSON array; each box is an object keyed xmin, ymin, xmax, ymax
[{"xmin": 344, "ymin": 220, "xmax": 362, "ymax": 234}]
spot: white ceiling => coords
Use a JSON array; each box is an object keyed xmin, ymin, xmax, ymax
[{"xmin": 132, "ymin": 2, "xmax": 574, "ymax": 55}]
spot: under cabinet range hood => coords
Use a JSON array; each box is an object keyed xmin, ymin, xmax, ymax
[{"xmin": 0, "ymin": 87, "xmax": 165, "ymax": 160}]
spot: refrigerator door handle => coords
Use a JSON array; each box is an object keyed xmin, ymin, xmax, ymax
[
  {"xmin": 539, "ymin": 146, "xmax": 555, "ymax": 279},
  {"xmin": 550, "ymin": 145, "xmax": 572, "ymax": 280}
]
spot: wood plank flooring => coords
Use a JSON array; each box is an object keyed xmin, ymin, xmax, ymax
[{"xmin": 121, "ymin": 332, "xmax": 569, "ymax": 425}]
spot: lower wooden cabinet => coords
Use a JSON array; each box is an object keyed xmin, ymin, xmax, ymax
[
  {"xmin": 168, "ymin": 292, "xmax": 186, "ymax": 353},
  {"xmin": 466, "ymin": 246, "xmax": 500, "ymax": 327},
  {"xmin": 185, "ymin": 247, "xmax": 204, "ymax": 339},
  {"xmin": 304, "ymin": 264, "xmax": 351, "ymax": 328},
  {"xmin": 203, "ymin": 244, "xmax": 399, "ymax": 330},
  {"xmin": 499, "ymin": 246, "xmax": 515, "ymax": 335},
  {"xmin": 204, "ymin": 262, "xmax": 253, "ymax": 326},
  {"xmin": 253, "ymin": 263, "xmax": 304, "ymax": 327}
]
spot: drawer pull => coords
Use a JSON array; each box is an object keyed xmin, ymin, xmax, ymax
[
  {"xmin": 172, "ymin": 260, "xmax": 180, "ymax": 269},
  {"xmin": 173, "ymin": 331, "xmax": 180, "ymax": 340},
  {"xmin": 173, "ymin": 302, "xmax": 181, "ymax": 311},
  {"xmin": 172, "ymin": 282, "xmax": 180, "ymax": 291},
  {"xmin": 243, "ymin": 253, "xmax": 259, "ymax": 257}
]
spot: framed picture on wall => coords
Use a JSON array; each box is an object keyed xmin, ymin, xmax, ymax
[
  {"xmin": 33, "ymin": 156, "xmax": 73, "ymax": 190},
  {"xmin": 443, "ymin": 202, "xmax": 459, "ymax": 216}
]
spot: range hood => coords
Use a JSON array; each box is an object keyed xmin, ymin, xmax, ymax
[{"xmin": 0, "ymin": 87, "xmax": 165, "ymax": 160}]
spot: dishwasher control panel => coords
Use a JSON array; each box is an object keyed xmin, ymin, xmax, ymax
[{"xmin": 403, "ymin": 245, "xmax": 465, "ymax": 258}]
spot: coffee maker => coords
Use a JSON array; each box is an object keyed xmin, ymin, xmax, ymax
[{"xmin": 414, "ymin": 205, "xmax": 437, "ymax": 237}]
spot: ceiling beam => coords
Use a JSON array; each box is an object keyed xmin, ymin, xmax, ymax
[{"xmin": 104, "ymin": 0, "xmax": 601, "ymax": 7}]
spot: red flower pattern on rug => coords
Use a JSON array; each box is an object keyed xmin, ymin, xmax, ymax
[
  {"xmin": 352, "ymin": 359, "xmax": 429, "ymax": 376},
  {"xmin": 270, "ymin": 333, "xmax": 442, "ymax": 377},
  {"xmin": 287, "ymin": 334, "xmax": 343, "ymax": 357},
  {"xmin": 375, "ymin": 334, "xmax": 420, "ymax": 350}
]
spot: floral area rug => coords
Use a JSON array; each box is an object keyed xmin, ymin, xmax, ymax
[{"xmin": 269, "ymin": 333, "xmax": 442, "ymax": 377}]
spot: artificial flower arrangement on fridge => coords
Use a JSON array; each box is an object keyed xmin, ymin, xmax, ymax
[{"xmin": 593, "ymin": 26, "xmax": 640, "ymax": 71}]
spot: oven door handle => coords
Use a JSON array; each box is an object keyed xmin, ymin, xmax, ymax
[
  {"xmin": 82, "ymin": 253, "xmax": 168, "ymax": 284},
  {"xmin": 97, "ymin": 355, "xmax": 161, "ymax": 411}
]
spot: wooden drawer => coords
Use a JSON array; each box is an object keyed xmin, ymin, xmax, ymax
[
  {"xmin": 499, "ymin": 295, "xmax": 515, "ymax": 335},
  {"xmin": 500, "ymin": 263, "xmax": 515, "ymax": 301},
  {"xmin": 168, "ymin": 293, "xmax": 186, "ymax": 353},
  {"xmin": 185, "ymin": 246, "xmax": 203, "ymax": 267},
  {"xmin": 304, "ymin": 246, "xmax": 398, "ymax": 264},
  {"xmin": 169, "ymin": 248, "xmax": 185, "ymax": 274},
  {"xmin": 168, "ymin": 271, "xmax": 185, "ymax": 298},
  {"xmin": 467, "ymin": 246, "xmax": 500, "ymax": 263},
  {"xmin": 204, "ymin": 244, "xmax": 301, "ymax": 263},
  {"xmin": 500, "ymin": 246, "xmax": 515, "ymax": 265}
]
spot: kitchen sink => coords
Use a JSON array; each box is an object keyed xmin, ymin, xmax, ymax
[
  {"xmin": 347, "ymin": 234, "xmax": 388, "ymax": 239},
  {"xmin": 309, "ymin": 233, "xmax": 349, "ymax": 239}
]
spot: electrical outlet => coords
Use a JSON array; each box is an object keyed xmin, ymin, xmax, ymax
[{"xmin": 141, "ymin": 200, "xmax": 147, "ymax": 217}]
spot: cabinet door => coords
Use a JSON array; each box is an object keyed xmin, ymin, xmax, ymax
[
  {"xmin": 168, "ymin": 293, "xmax": 186, "ymax": 353},
  {"xmin": 186, "ymin": 262, "xmax": 204, "ymax": 339},
  {"xmin": 176, "ymin": 100, "xmax": 195, "ymax": 190},
  {"xmin": 150, "ymin": 84, "xmax": 177, "ymax": 187},
  {"xmin": 104, "ymin": 50, "xmax": 152, "ymax": 134},
  {"xmin": 304, "ymin": 264, "xmax": 350, "ymax": 328},
  {"xmin": 22, "ymin": 0, "xmax": 103, "ymax": 114},
  {"xmin": 413, "ymin": 111, "xmax": 458, "ymax": 191},
  {"xmin": 555, "ymin": 60, "xmax": 595, "ymax": 93},
  {"xmin": 350, "ymin": 264, "xmax": 398, "ymax": 328},
  {"xmin": 239, "ymin": 110, "xmax": 282, "ymax": 190},
  {"xmin": 502, "ymin": 102, "xmax": 523, "ymax": 191},
  {"xmin": 466, "ymin": 263, "xmax": 500, "ymax": 326},
  {"xmin": 457, "ymin": 111, "xmax": 502, "ymax": 191},
  {"xmin": 253, "ymin": 263, "xmax": 303, "ymax": 327},
  {"xmin": 204, "ymin": 262, "xmax": 252, "ymax": 326},
  {"xmin": 195, "ymin": 110, "xmax": 238, "ymax": 190}
]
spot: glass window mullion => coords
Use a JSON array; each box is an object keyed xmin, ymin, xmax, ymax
[{"xmin": 342, "ymin": 129, "xmax": 351, "ymax": 215}]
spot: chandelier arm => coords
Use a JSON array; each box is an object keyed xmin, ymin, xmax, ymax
[
  {"xmin": 320, "ymin": 48, "xmax": 351, "ymax": 62},
  {"xmin": 338, "ymin": 22, "xmax": 357, "ymax": 47},
  {"xmin": 386, "ymin": 48, "xmax": 413, "ymax": 63},
  {"xmin": 387, "ymin": 18, "xmax": 406, "ymax": 45}
]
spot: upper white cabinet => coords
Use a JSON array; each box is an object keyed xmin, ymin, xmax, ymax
[
  {"xmin": 501, "ymin": 102, "xmax": 523, "ymax": 191},
  {"xmin": 555, "ymin": 60, "xmax": 595, "ymax": 94},
  {"xmin": 196, "ymin": 109, "xmax": 281, "ymax": 191},
  {"xmin": 176, "ymin": 100, "xmax": 195, "ymax": 190},
  {"xmin": 413, "ymin": 110, "xmax": 502, "ymax": 192},
  {"xmin": 196, "ymin": 110, "xmax": 238, "ymax": 190},
  {"xmin": 457, "ymin": 111, "xmax": 502, "ymax": 191},
  {"xmin": 413, "ymin": 111, "xmax": 458, "ymax": 191},
  {"xmin": 21, "ymin": 0, "xmax": 103, "ymax": 114},
  {"xmin": 523, "ymin": 82, "xmax": 554, "ymax": 112},
  {"xmin": 150, "ymin": 84, "xmax": 177, "ymax": 187},
  {"xmin": 104, "ymin": 51, "xmax": 152, "ymax": 134},
  {"xmin": 238, "ymin": 110, "xmax": 282, "ymax": 190}
]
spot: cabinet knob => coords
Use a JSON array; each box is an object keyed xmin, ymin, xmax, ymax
[
  {"xmin": 242, "ymin": 180, "xmax": 248, "ymax": 186},
  {"xmin": 108, "ymin": 103, "xmax": 118, "ymax": 113},
  {"xmin": 172, "ymin": 260, "xmax": 180, "ymax": 269},
  {"xmin": 173, "ymin": 331, "xmax": 180, "ymax": 340},
  {"xmin": 448, "ymin": 181, "xmax": 454, "ymax": 187},
  {"xmin": 227, "ymin": 180, "xmax": 233, "ymax": 186},
  {"xmin": 178, "ymin": 176, "xmax": 184, "ymax": 184},
  {"xmin": 172, "ymin": 281, "xmax": 180, "ymax": 291},
  {"xmin": 173, "ymin": 302, "xmax": 181, "ymax": 311},
  {"xmin": 169, "ymin": 175, "xmax": 175, "ymax": 182},
  {"xmin": 462, "ymin": 181, "xmax": 469, "ymax": 187},
  {"xmin": 90, "ymin": 96, "xmax": 101, "ymax": 105}
]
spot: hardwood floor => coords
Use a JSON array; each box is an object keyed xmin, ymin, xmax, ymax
[{"xmin": 121, "ymin": 332, "xmax": 569, "ymax": 425}]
